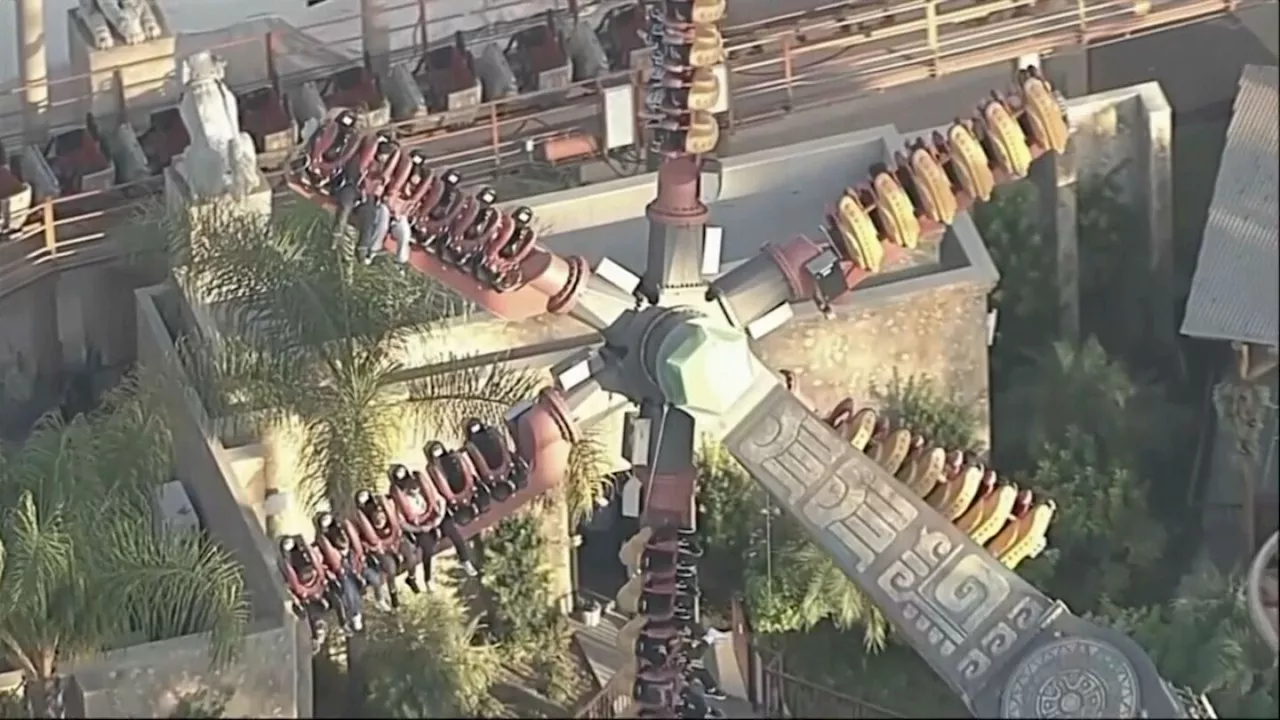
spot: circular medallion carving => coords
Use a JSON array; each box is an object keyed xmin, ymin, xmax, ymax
[{"xmin": 1001, "ymin": 637, "xmax": 1140, "ymax": 719}]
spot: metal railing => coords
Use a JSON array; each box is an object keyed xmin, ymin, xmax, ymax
[
  {"xmin": 574, "ymin": 666, "xmax": 635, "ymax": 718},
  {"xmin": 0, "ymin": 0, "xmax": 1250, "ymax": 305}
]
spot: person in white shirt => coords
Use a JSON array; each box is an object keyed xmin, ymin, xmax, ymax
[{"xmin": 390, "ymin": 465, "xmax": 479, "ymax": 589}]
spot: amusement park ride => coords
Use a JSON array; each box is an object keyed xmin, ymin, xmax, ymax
[{"xmin": 274, "ymin": 1, "xmax": 1222, "ymax": 717}]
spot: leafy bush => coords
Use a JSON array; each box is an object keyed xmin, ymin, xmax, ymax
[
  {"xmin": 530, "ymin": 616, "xmax": 582, "ymax": 706},
  {"xmin": 1077, "ymin": 173, "xmax": 1152, "ymax": 370},
  {"xmin": 481, "ymin": 511, "xmax": 584, "ymax": 707},
  {"xmin": 361, "ymin": 594, "xmax": 507, "ymax": 718},
  {"xmin": 696, "ymin": 444, "xmax": 890, "ymax": 651},
  {"xmin": 695, "ymin": 443, "xmax": 767, "ymax": 609},
  {"xmin": 1091, "ymin": 562, "xmax": 1279, "ymax": 718},
  {"xmin": 1016, "ymin": 427, "xmax": 1166, "ymax": 611},
  {"xmin": 482, "ymin": 512, "xmax": 554, "ymax": 645},
  {"xmin": 993, "ymin": 338, "xmax": 1188, "ymax": 474},
  {"xmin": 972, "ymin": 183, "xmax": 1060, "ymax": 374},
  {"xmin": 878, "ymin": 372, "xmax": 983, "ymax": 452},
  {"xmin": 745, "ymin": 541, "xmax": 889, "ymax": 652}
]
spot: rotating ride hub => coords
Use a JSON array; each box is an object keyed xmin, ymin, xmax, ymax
[{"xmin": 282, "ymin": 16, "xmax": 1211, "ymax": 711}]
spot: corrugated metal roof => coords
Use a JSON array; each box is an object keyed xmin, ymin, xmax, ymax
[{"xmin": 1181, "ymin": 65, "xmax": 1280, "ymax": 347}]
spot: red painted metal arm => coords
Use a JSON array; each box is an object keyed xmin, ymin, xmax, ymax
[{"xmin": 285, "ymin": 118, "xmax": 592, "ymax": 322}]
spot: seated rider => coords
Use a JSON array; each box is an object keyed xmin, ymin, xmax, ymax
[
  {"xmin": 388, "ymin": 463, "xmax": 479, "ymax": 590},
  {"xmin": 278, "ymin": 536, "xmax": 332, "ymax": 645},
  {"xmin": 356, "ymin": 134, "xmax": 404, "ymax": 264},
  {"xmin": 301, "ymin": 109, "xmax": 358, "ymax": 186},
  {"xmin": 317, "ymin": 511, "xmax": 391, "ymax": 614},
  {"xmin": 353, "ymin": 486, "xmax": 424, "ymax": 601},
  {"xmin": 679, "ymin": 622, "xmax": 730, "ymax": 701}
]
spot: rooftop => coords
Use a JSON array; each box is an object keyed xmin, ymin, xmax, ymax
[{"xmin": 1181, "ymin": 65, "xmax": 1280, "ymax": 347}]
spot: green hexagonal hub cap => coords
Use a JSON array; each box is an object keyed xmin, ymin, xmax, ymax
[{"xmin": 654, "ymin": 317, "xmax": 755, "ymax": 415}]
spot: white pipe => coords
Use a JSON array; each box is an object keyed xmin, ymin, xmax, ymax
[
  {"xmin": 1247, "ymin": 531, "xmax": 1279, "ymax": 654},
  {"xmin": 16, "ymin": 0, "xmax": 49, "ymax": 134}
]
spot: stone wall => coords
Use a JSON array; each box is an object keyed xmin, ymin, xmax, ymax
[{"xmin": 757, "ymin": 282, "xmax": 993, "ymax": 441}]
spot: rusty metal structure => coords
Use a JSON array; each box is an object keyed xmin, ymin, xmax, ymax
[{"xmin": 281, "ymin": 0, "xmax": 1221, "ymax": 702}]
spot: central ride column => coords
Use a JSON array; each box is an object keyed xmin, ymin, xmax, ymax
[{"xmin": 614, "ymin": 2, "xmax": 729, "ymax": 718}]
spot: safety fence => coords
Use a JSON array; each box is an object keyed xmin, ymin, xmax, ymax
[{"xmin": 0, "ymin": 0, "xmax": 1248, "ymax": 304}]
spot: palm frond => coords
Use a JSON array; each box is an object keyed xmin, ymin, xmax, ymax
[
  {"xmin": 302, "ymin": 391, "xmax": 401, "ymax": 515},
  {"xmin": 363, "ymin": 593, "xmax": 504, "ymax": 717},
  {"xmin": 1, "ymin": 493, "xmax": 75, "ymax": 623},
  {"xmin": 563, "ymin": 430, "xmax": 614, "ymax": 527},
  {"xmin": 0, "ymin": 379, "xmax": 251, "ymax": 679},
  {"xmin": 404, "ymin": 363, "xmax": 541, "ymax": 441},
  {"xmin": 88, "ymin": 515, "xmax": 249, "ymax": 669}
]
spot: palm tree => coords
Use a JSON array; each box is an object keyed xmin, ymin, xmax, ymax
[
  {"xmin": 0, "ymin": 377, "xmax": 250, "ymax": 718},
  {"xmin": 133, "ymin": 202, "xmax": 558, "ymax": 518}
]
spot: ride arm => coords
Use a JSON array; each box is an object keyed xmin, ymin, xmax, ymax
[
  {"xmin": 694, "ymin": 365, "xmax": 1188, "ymax": 718},
  {"xmin": 706, "ymin": 235, "xmax": 866, "ymax": 332}
]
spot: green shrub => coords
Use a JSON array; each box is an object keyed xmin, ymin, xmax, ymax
[{"xmin": 877, "ymin": 371, "xmax": 983, "ymax": 452}]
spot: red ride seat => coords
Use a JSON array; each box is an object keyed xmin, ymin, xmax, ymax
[
  {"xmin": 327, "ymin": 67, "xmax": 381, "ymax": 111},
  {"xmin": 388, "ymin": 466, "xmax": 446, "ymax": 541},
  {"xmin": 425, "ymin": 440, "xmax": 487, "ymax": 525},
  {"xmin": 462, "ymin": 418, "xmax": 528, "ymax": 502},
  {"xmin": 278, "ymin": 535, "xmax": 329, "ymax": 603},
  {"xmin": 352, "ymin": 488, "xmax": 405, "ymax": 556},
  {"xmin": 314, "ymin": 511, "xmax": 366, "ymax": 578},
  {"xmin": 240, "ymin": 87, "xmax": 293, "ymax": 138}
]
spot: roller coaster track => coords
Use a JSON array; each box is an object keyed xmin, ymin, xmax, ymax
[{"xmin": 0, "ymin": 0, "xmax": 1259, "ymax": 301}]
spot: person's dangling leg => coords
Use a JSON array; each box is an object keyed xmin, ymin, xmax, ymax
[
  {"xmin": 375, "ymin": 552, "xmax": 401, "ymax": 607},
  {"xmin": 681, "ymin": 687, "xmax": 711, "ymax": 719},
  {"xmin": 439, "ymin": 516, "xmax": 479, "ymax": 577},
  {"xmin": 333, "ymin": 181, "xmax": 359, "ymax": 233},
  {"xmin": 339, "ymin": 573, "xmax": 365, "ymax": 631},
  {"xmin": 361, "ymin": 561, "xmax": 391, "ymax": 611},
  {"xmin": 689, "ymin": 663, "xmax": 726, "ymax": 700},
  {"xmin": 325, "ymin": 582, "xmax": 350, "ymax": 633},
  {"xmin": 357, "ymin": 202, "xmax": 391, "ymax": 265},
  {"xmin": 397, "ymin": 539, "xmax": 423, "ymax": 594},
  {"xmin": 391, "ymin": 216, "xmax": 414, "ymax": 265},
  {"xmin": 305, "ymin": 598, "xmax": 330, "ymax": 647},
  {"xmin": 414, "ymin": 531, "xmax": 441, "ymax": 591}
]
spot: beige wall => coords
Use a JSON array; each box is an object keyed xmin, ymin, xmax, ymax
[{"xmin": 131, "ymin": 284, "xmax": 311, "ymax": 719}]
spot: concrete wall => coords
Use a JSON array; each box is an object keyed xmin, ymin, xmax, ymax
[
  {"xmin": 1047, "ymin": 83, "xmax": 1175, "ymax": 347},
  {"xmin": 69, "ymin": 621, "xmax": 302, "ymax": 719},
  {"xmin": 0, "ymin": 236, "xmax": 155, "ymax": 437},
  {"xmin": 123, "ymin": 284, "xmax": 310, "ymax": 719}
]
